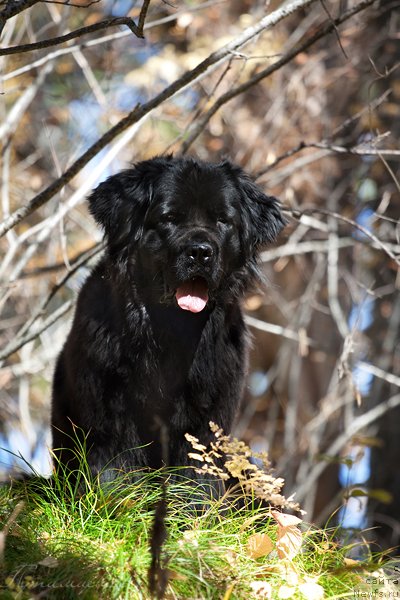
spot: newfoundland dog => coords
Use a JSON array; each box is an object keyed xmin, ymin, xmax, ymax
[{"xmin": 51, "ymin": 156, "xmax": 284, "ymax": 487}]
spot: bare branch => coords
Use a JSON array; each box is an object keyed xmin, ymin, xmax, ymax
[
  {"xmin": 287, "ymin": 207, "xmax": 400, "ymax": 267},
  {"xmin": 0, "ymin": 118, "xmax": 145, "ymax": 283},
  {"xmin": 180, "ymin": 0, "xmax": 377, "ymax": 153},
  {"xmin": 319, "ymin": 0, "xmax": 348, "ymax": 59},
  {"xmin": 0, "ymin": 1, "xmax": 225, "ymax": 82},
  {"xmin": 253, "ymin": 89, "xmax": 394, "ymax": 178},
  {"xmin": 137, "ymin": 0, "xmax": 151, "ymax": 35},
  {"xmin": 0, "ymin": 16, "xmax": 146, "ymax": 56},
  {"xmin": 307, "ymin": 140, "xmax": 400, "ymax": 159},
  {"xmin": 0, "ymin": 300, "xmax": 72, "ymax": 365},
  {"xmin": 0, "ymin": 0, "xmax": 40, "ymax": 35},
  {"xmin": 245, "ymin": 315, "xmax": 316, "ymax": 347},
  {"xmin": 0, "ymin": 0, "xmax": 321, "ymax": 238},
  {"xmin": 0, "ymin": 243, "xmax": 103, "ymax": 363},
  {"xmin": 327, "ymin": 219, "xmax": 349, "ymax": 338},
  {"xmin": 260, "ymin": 237, "xmax": 400, "ymax": 263},
  {"xmin": 0, "ymin": 63, "xmax": 53, "ymax": 141},
  {"xmin": 295, "ymin": 393, "xmax": 400, "ymax": 503},
  {"xmin": 358, "ymin": 361, "xmax": 400, "ymax": 389}
]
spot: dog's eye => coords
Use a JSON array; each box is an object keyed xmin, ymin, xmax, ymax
[{"xmin": 164, "ymin": 214, "xmax": 177, "ymax": 224}]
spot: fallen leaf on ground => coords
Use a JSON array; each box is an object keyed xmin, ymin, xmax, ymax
[
  {"xmin": 299, "ymin": 581, "xmax": 325, "ymax": 599},
  {"xmin": 271, "ymin": 511, "xmax": 303, "ymax": 561},
  {"xmin": 278, "ymin": 584, "xmax": 296, "ymax": 598},
  {"xmin": 247, "ymin": 533, "xmax": 274, "ymax": 559},
  {"xmin": 250, "ymin": 580, "xmax": 272, "ymax": 598}
]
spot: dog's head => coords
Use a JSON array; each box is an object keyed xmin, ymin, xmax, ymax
[{"xmin": 89, "ymin": 156, "xmax": 285, "ymax": 311}]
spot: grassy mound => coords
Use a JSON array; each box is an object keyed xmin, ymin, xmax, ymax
[{"xmin": 0, "ymin": 469, "xmax": 385, "ymax": 600}]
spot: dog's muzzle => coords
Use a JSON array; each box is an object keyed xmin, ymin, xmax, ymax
[{"xmin": 174, "ymin": 234, "xmax": 219, "ymax": 313}]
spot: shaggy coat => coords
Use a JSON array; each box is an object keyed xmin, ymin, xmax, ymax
[{"xmin": 52, "ymin": 156, "xmax": 285, "ymax": 485}]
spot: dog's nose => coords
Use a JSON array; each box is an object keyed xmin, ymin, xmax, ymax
[{"xmin": 185, "ymin": 241, "xmax": 214, "ymax": 264}]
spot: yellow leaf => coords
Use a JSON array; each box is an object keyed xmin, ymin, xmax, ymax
[
  {"xmin": 299, "ymin": 582, "xmax": 325, "ymax": 599},
  {"xmin": 247, "ymin": 533, "xmax": 274, "ymax": 559},
  {"xmin": 250, "ymin": 581, "xmax": 272, "ymax": 598}
]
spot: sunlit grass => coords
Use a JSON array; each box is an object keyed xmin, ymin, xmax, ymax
[{"xmin": 0, "ymin": 461, "xmax": 385, "ymax": 600}]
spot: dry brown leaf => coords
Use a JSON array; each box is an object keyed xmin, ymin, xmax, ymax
[
  {"xmin": 247, "ymin": 533, "xmax": 274, "ymax": 559},
  {"xmin": 276, "ymin": 526, "xmax": 303, "ymax": 560},
  {"xmin": 271, "ymin": 511, "xmax": 303, "ymax": 561}
]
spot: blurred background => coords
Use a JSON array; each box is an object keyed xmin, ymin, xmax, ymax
[{"xmin": 0, "ymin": 0, "xmax": 399, "ymax": 552}]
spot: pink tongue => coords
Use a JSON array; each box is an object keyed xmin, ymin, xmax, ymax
[{"xmin": 175, "ymin": 278, "xmax": 209, "ymax": 313}]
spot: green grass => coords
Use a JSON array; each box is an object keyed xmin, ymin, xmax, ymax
[{"xmin": 0, "ymin": 467, "xmax": 383, "ymax": 600}]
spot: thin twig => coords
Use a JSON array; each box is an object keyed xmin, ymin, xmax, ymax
[
  {"xmin": 0, "ymin": 1, "xmax": 226, "ymax": 82},
  {"xmin": 0, "ymin": 16, "xmax": 145, "ymax": 56},
  {"xmin": 137, "ymin": 0, "xmax": 152, "ymax": 35},
  {"xmin": 288, "ymin": 207, "xmax": 400, "ymax": 267},
  {"xmin": 0, "ymin": 0, "xmax": 40, "ymax": 35},
  {"xmin": 0, "ymin": 118, "xmax": 146, "ymax": 283},
  {"xmin": 245, "ymin": 315, "xmax": 316, "ymax": 346},
  {"xmin": 0, "ymin": 63, "xmax": 53, "ymax": 141},
  {"xmin": 180, "ymin": 0, "xmax": 377, "ymax": 154},
  {"xmin": 295, "ymin": 393, "xmax": 400, "ymax": 503},
  {"xmin": 0, "ymin": 300, "xmax": 72, "ymax": 364},
  {"xmin": 358, "ymin": 361, "xmax": 400, "ymax": 389},
  {"xmin": 15, "ymin": 242, "xmax": 103, "ymax": 342},
  {"xmin": 0, "ymin": 0, "xmax": 321, "ymax": 238}
]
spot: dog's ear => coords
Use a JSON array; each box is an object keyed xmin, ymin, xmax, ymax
[
  {"xmin": 223, "ymin": 162, "xmax": 286, "ymax": 252},
  {"xmin": 88, "ymin": 157, "xmax": 172, "ymax": 251}
]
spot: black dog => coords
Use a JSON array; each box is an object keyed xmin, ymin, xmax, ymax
[{"xmin": 51, "ymin": 156, "xmax": 284, "ymax": 487}]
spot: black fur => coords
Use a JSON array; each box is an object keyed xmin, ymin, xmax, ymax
[{"xmin": 51, "ymin": 156, "xmax": 285, "ymax": 486}]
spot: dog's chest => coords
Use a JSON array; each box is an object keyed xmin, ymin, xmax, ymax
[{"xmin": 146, "ymin": 304, "xmax": 211, "ymax": 399}]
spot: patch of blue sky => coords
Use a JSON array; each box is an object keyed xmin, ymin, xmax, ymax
[
  {"xmin": 339, "ymin": 446, "xmax": 371, "ymax": 488},
  {"xmin": 348, "ymin": 297, "xmax": 375, "ymax": 332},
  {"xmin": 173, "ymin": 88, "xmax": 200, "ymax": 111},
  {"xmin": 103, "ymin": 0, "xmax": 133, "ymax": 18},
  {"xmin": 68, "ymin": 98, "xmax": 118, "ymax": 184},
  {"xmin": 338, "ymin": 495, "xmax": 368, "ymax": 529},
  {"xmin": 69, "ymin": 98, "xmax": 103, "ymax": 147},
  {"xmin": 113, "ymin": 81, "xmax": 148, "ymax": 110},
  {"xmin": 0, "ymin": 429, "xmax": 32, "ymax": 473},
  {"xmin": 132, "ymin": 43, "xmax": 163, "ymax": 66},
  {"xmin": 353, "ymin": 206, "xmax": 375, "ymax": 240},
  {"xmin": 352, "ymin": 363, "xmax": 375, "ymax": 397},
  {"xmin": 248, "ymin": 370, "xmax": 269, "ymax": 397},
  {"xmin": 0, "ymin": 429, "xmax": 52, "ymax": 477}
]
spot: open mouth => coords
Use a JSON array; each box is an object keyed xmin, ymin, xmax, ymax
[{"xmin": 175, "ymin": 276, "xmax": 209, "ymax": 313}]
